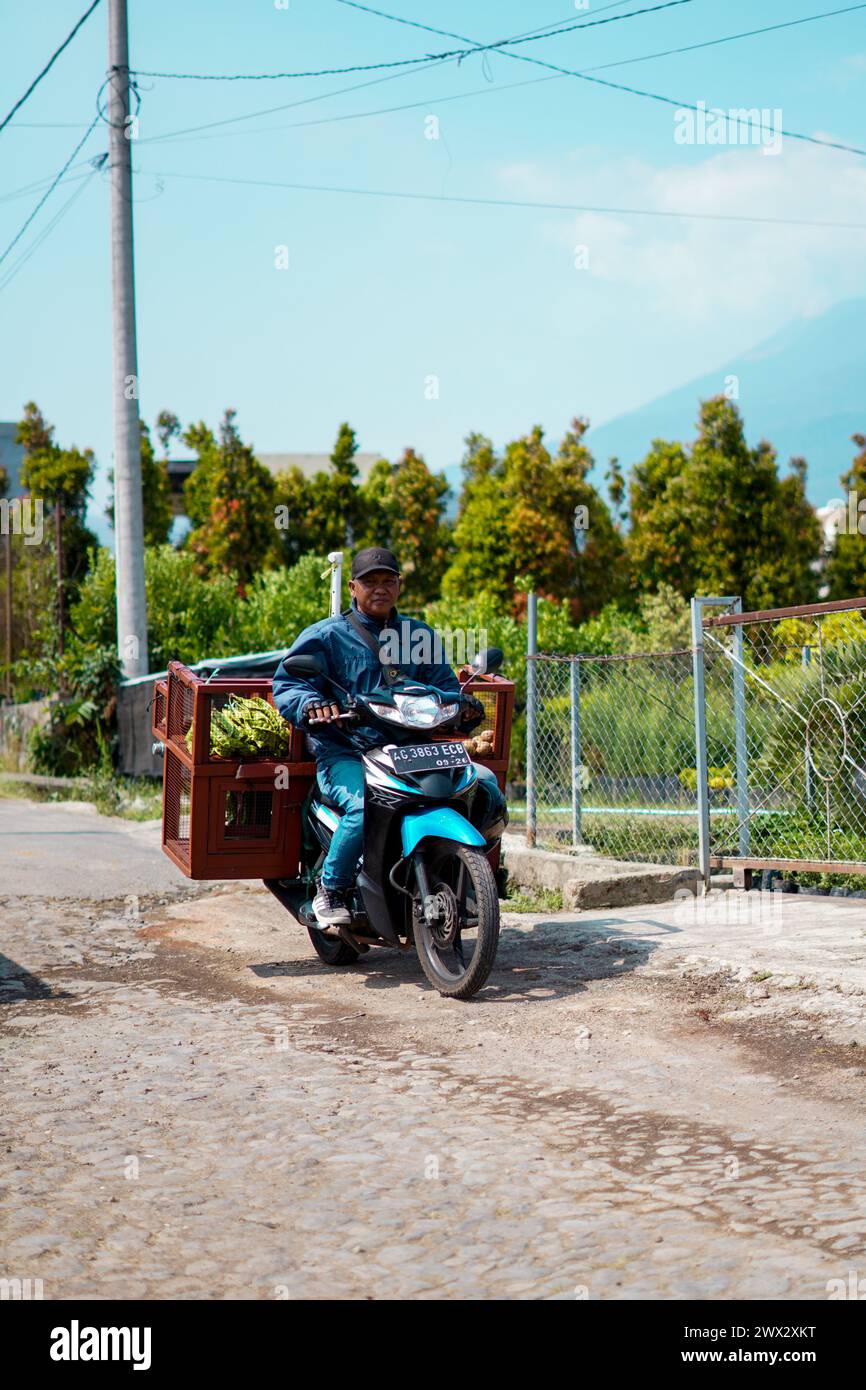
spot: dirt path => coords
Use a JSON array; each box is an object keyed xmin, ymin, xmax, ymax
[{"xmin": 2, "ymin": 882, "xmax": 866, "ymax": 1300}]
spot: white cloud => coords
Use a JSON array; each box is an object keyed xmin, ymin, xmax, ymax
[{"xmin": 495, "ymin": 141, "xmax": 866, "ymax": 331}]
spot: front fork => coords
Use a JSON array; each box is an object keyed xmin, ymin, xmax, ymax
[{"xmin": 412, "ymin": 852, "xmax": 439, "ymax": 926}]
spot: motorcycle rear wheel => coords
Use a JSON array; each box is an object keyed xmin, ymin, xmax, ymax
[
  {"xmin": 413, "ymin": 845, "xmax": 499, "ymax": 999},
  {"xmin": 306, "ymin": 927, "xmax": 360, "ymax": 965}
]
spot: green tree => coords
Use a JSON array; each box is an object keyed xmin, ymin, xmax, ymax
[
  {"xmin": 272, "ymin": 464, "xmax": 315, "ymax": 567},
  {"xmin": 329, "ymin": 421, "xmax": 365, "ymax": 545},
  {"xmin": 825, "ymin": 434, "xmax": 866, "ymax": 600},
  {"xmin": 15, "ymin": 401, "xmax": 97, "ymax": 655},
  {"xmin": 357, "ymin": 447, "xmax": 452, "ymax": 606},
  {"xmin": 183, "ymin": 410, "xmax": 278, "ymax": 589},
  {"xmin": 355, "ymin": 456, "xmax": 394, "ymax": 548},
  {"xmin": 70, "ymin": 545, "xmax": 242, "ymax": 670},
  {"xmin": 155, "ymin": 409, "xmax": 181, "ymax": 457},
  {"xmin": 105, "ymin": 419, "xmax": 173, "ymax": 547},
  {"xmin": 272, "ymin": 422, "xmax": 367, "ymax": 563},
  {"xmin": 442, "ymin": 434, "xmax": 513, "ymax": 606},
  {"xmin": 627, "ymin": 397, "xmax": 821, "ymax": 610},
  {"xmin": 605, "ymin": 456, "xmax": 626, "ymax": 529},
  {"xmin": 443, "ymin": 420, "xmax": 624, "ymax": 620},
  {"xmin": 234, "ymin": 554, "xmax": 337, "ymax": 652}
]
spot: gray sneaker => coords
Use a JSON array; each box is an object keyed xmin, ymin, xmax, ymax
[{"xmin": 312, "ymin": 883, "xmax": 351, "ymax": 928}]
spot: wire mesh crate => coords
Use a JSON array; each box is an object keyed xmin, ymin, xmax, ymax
[{"xmin": 151, "ymin": 679, "xmax": 167, "ymax": 740}]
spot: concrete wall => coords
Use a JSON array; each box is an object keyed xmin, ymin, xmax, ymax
[{"xmin": 0, "ymin": 698, "xmax": 50, "ymax": 771}]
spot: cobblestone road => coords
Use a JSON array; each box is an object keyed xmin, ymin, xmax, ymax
[{"xmin": 2, "ymin": 881, "xmax": 866, "ymax": 1300}]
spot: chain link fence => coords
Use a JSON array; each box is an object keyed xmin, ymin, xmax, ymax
[
  {"xmin": 701, "ymin": 601, "xmax": 866, "ymax": 874},
  {"xmin": 522, "ymin": 597, "xmax": 866, "ymax": 878},
  {"xmin": 522, "ymin": 649, "xmax": 700, "ymax": 866}
]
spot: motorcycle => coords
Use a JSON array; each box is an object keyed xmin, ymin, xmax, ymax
[{"xmin": 263, "ymin": 648, "xmax": 508, "ymax": 1000}]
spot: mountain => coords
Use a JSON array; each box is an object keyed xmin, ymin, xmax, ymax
[{"xmin": 585, "ymin": 299, "xmax": 866, "ymax": 506}]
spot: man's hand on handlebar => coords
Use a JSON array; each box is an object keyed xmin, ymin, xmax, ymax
[{"xmin": 304, "ymin": 700, "xmax": 342, "ymax": 725}]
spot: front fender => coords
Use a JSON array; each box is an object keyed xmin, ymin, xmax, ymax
[{"xmin": 401, "ymin": 807, "xmax": 486, "ymax": 857}]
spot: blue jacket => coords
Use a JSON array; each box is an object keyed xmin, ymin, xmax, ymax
[{"xmin": 272, "ymin": 600, "xmax": 462, "ymax": 767}]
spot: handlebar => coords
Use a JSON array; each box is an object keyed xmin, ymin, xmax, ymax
[
  {"xmin": 302, "ymin": 691, "xmax": 483, "ymax": 730},
  {"xmin": 303, "ymin": 708, "xmax": 359, "ymax": 727}
]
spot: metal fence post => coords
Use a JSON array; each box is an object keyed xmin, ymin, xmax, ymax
[
  {"xmin": 570, "ymin": 657, "xmax": 583, "ymax": 847},
  {"xmin": 327, "ymin": 551, "xmax": 343, "ymax": 618},
  {"xmin": 802, "ymin": 644, "xmax": 813, "ymax": 810},
  {"xmin": 526, "ymin": 590, "xmax": 537, "ymax": 847},
  {"xmin": 691, "ymin": 597, "xmax": 712, "ymax": 887},
  {"xmin": 731, "ymin": 597, "xmax": 750, "ymax": 857}
]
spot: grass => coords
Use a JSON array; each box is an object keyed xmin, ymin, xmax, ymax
[
  {"xmin": 0, "ymin": 774, "xmax": 162, "ymax": 821},
  {"xmin": 504, "ymin": 884, "xmax": 564, "ymax": 913}
]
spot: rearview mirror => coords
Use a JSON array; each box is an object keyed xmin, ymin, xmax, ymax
[
  {"xmin": 281, "ymin": 654, "xmax": 323, "ymax": 677},
  {"xmin": 470, "ymin": 647, "xmax": 504, "ymax": 675}
]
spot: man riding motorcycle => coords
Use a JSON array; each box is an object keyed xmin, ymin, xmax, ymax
[{"xmin": 272, "ymin": 547, "xmax": 498, "ymax": 934}]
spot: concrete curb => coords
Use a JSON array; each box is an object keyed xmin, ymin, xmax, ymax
[{"xmin": 501, "ymin": 832, "xmax": 701, "ymax": 909}]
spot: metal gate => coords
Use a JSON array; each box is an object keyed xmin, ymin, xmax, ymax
[{"xmin": 694, "ymin": 595, "xmax": 866, "ymax": 882}]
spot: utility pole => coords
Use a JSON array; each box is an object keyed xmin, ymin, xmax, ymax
[
  {"xmin": 108, "ymin": 0, "xmax": 148, "ymax": 678},
  {"xmin": 55, "ymin": 498, "xmax": 64, "ymax": 658},
  {"xmin": 4, "ymin": 527, "xmax": 11, "ymax": 700}
]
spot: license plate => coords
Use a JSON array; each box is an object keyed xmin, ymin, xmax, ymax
[{"xmin": 389, "ymin": 741, "xmax": 470, "ymax": 774}]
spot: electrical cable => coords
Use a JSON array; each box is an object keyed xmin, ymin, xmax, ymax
[
  {"xmin": 333, "ymin": 0, "xmax": 642, "ymax": 44},
  {"xmin": 0, "ymin": 115, "xmax": 101, "ymax": 269},
  {"xmin": 142, "ymin": 168, "xmax": 866, "ymax": 231},
  {"xmin": 139, "ymin": 2, "xmax": 866, "ymax": 152},
  {"xmin": 0, "ymin": 163, "xmax": 97, "ymax": 206},
  {"xmin": 332, "ymin": 2, "xmax": 866, "ymax": 157},
  {"xmin": 130, "ymin": 1, "xmax": 698, "ymax": 80},
  {"xmin": 132, "ymin": 2, "xmax": 638, "ymax": 147},
  {"xmin": 580, "ymin": 2, "xmax": 866, "ymax": 72},
  {"xmin": 0, "ymin": 162, "xmax": 103, "ymax": 294},
  {"xmin": 0, "ymin": 0, "xmax": 103, "ymax": 135}
]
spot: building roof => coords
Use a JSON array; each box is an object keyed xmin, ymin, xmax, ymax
[{"xmin": 164, "ymin": 450, "xmax": 383, "ymax": 515}]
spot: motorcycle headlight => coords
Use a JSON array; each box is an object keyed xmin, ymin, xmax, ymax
[
  {"xmin": 367, "ymin": 695, "xmax": 460, "ymax": 728},
  {"xmin": 394, "ymin": 694, "xmax": 442, "ymax": 727},
  {"xmin": 367, "ymin": 701, "xmax": 405, "ymax": 724}
]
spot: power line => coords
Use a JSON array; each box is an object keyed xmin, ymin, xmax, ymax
[
  {"xmin": 337, "ymin": 2, "xmax": 866, "ymax": 158},
  {"xmin": 0, "ymin": 0, "xmax": 103, "ymax": 135},
  {"xmin": 130, "ymin": 0, "xmax": 698, "ymax": 80},
  {"xmin": 0, "ymin": 116, "xmax": 101, "ymax": 269},
  {"xmin": 139, "ymin": 1, "xmax": 866, "ymax": 153},
  {"xmin": 581, "ymin": 1, "xmax": 866, "ymax": 72},
  {"xmin": 333, "ymin": 0, "xmax": 642, "ymax": 44},
  {"xmin": 141, "ymin": 72, "xmax": 562, "ymax": 149},
  {"xmin": 0, "ymin": 167, "xmax": 101, "ymax": 294},
  {"xmin": 138, "ymin": 57, "xmax": 453, "ymax": 145},
  {"xmin": 0, "ymin": 164, "xmax": 97, "ymax": 206},
  {"xmin": 143, "ymin": 168, "xmax": 866, "ymax": 231},
  {"xmin": 133, "ymin": 3, "xmax": 634, "ymax": 147}
]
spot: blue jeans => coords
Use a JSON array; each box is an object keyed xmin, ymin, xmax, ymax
[{"xmin": 316, "ymin": 755, "xmax": 365, "ymax": 889}]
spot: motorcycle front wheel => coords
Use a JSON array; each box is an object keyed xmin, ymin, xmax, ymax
[{"xmin": 412, "ymin": 844, "xmax": 500, "ymax": 1000}]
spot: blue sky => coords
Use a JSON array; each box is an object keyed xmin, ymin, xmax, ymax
[{"xmin": 1, "ymin": 0, "xmax": 865, "ymax": 534}]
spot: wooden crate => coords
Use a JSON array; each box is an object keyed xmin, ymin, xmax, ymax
[
  {"xmin": 159, "ymin": 661, "xmax": 515, "ymax": 882},
  {"xmin": 161, "ymin": 662, "xmax": 315, "ymax": 880}
]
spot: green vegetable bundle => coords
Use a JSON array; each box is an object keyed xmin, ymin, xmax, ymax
[{"xmin": 185, "ymin": 694, "xmax": 291, "ymax": 759}]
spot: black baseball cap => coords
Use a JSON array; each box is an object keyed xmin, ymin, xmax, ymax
[{"xmin": 351, "ymin": 547, "xmax": 400, "ymax": 580}]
